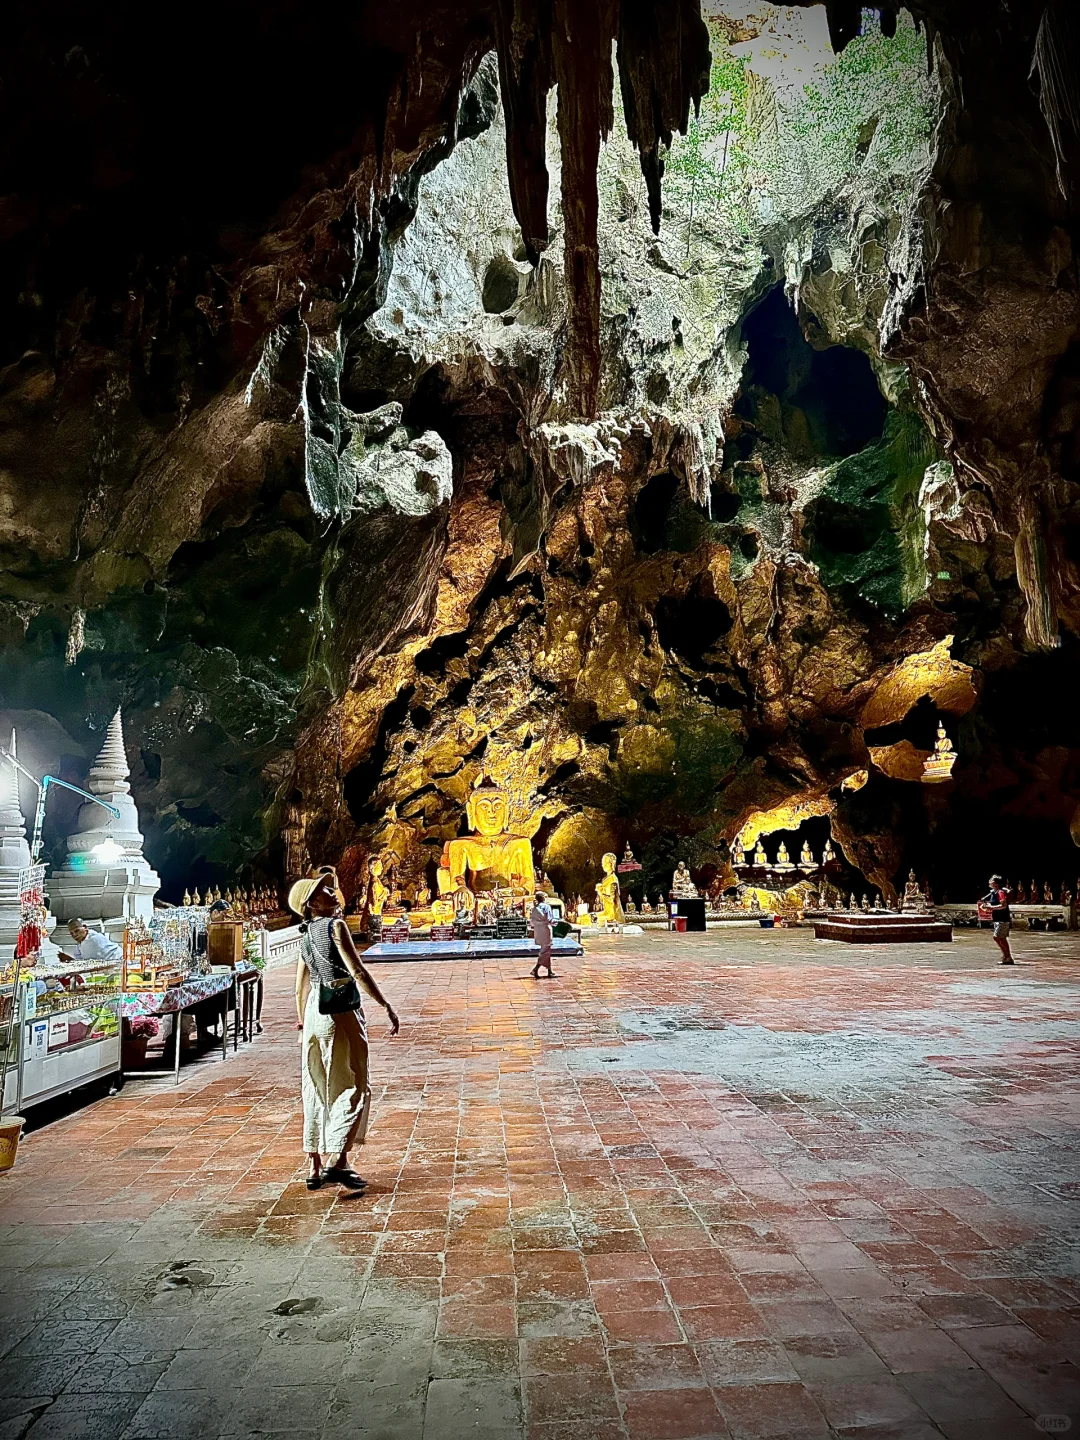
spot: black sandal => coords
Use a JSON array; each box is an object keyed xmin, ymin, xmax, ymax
[
  {"xmin": 305, "ymin": 1172, "xmax": 323, "ymax": 1190},
  {"xmin": 323, "ymin": 1166, "xmax": 366, "ymax": 1190}
]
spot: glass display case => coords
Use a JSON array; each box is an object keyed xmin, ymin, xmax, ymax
[{"xmin": 0, "ymin": 956, "xmax": 122, "ymax": 1111}]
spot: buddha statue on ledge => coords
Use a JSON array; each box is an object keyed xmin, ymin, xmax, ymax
[
  {"xmin": 900, "ymin": 869, "xmax": 932, "ymax": 914},
  {"xmin": 671, "ymin": 861, "xmax": 698, "ymax": 898},
  {"xmin": 594, "ymin": 852, "xmax": 625, "ymax": 926},
  {"xmin": 437, "ymin": 774, "xmax": 536, "ymax": 905}
]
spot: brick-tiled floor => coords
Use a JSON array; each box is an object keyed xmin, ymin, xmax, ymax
[{"xmin": 2, "ymin": 927, "xmax": 1080, "ymax": 1438}]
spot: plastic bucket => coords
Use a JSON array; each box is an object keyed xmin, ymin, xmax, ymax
[
  {"xmin": 673, "ymin": 916, "xmax": 688, "ymax": 933},
  {"xmin": 0, "ymin": 1116, "xmax": 26, "ymax": 1172},
  {"xmin": 758, "ymin": 917, "xmax": 775, "ymax": 929}
]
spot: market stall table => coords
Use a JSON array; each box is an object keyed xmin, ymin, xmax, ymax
[{"xmin": 121, "ymin": 963, "xmax": 258, "ymax": 1082}]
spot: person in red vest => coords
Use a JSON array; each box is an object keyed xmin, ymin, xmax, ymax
[{"xmin": 979, "ymin": 875, "xmax": 1014, "ymax": 965}]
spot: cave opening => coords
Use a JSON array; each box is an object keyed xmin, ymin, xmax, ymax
[{"xmin": 735, "ymin": 285, "xmax": 888, "ymax": 459}]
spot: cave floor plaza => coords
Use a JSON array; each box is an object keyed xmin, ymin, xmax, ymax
[{"xmin": 3, "ymin": 930, "xmax": 1080, "ymax": 1440}]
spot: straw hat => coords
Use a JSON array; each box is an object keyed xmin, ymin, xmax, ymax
[{"xmin": 287, "ymin": 875, "xmax": 329, "ymax": 917}]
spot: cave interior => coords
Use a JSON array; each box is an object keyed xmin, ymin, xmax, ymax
[{"xmin": 2, "ymin": 0, "xmax": 1080, "ymax": 913}]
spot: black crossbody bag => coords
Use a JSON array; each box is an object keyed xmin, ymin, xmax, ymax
[{"xmin": 304, "ymin": 924, "xmax": 362, "ymax": 1015}]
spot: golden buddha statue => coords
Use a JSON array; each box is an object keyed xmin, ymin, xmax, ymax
[
  {"xmin": 626, "ymin": 895, "xmax": 637, "ymax": 915},
  {"xmin": 671, "ymin": 861, "xmax": 698, "ymax": 898},
  {"xmin": 182, "ymin": 889, "xmax": 191, "ymax": 906},
  {"xmin": 367, "ymin": 856, "xmax": 389, "ymax": 918},
  {"xmin": 730, "ymin": 835, "xmax": 746, "ymax": 867},
  {"xmin": 774, "ymin": 842, "xmax": 794, "ymax": 872},
  {"xmin": 753, "ymin": 840, "xmax": 767, "ymax": 868},
  {"xmin": 900, "ymin": 869, "xmax": 931, "ymax": 914},
  {"xmin": 594, "ymin": 852, "xmax": 625, "ymax": 926},
  {"xmin": 799, "ymin": 840, "xmax": 815, "ymax": 871},
  {"xmin": 437, "ymin": 775, "xmax": 536, "ymax": 901},
  {"xmin": 922, "ymin": 723, "xmax": 957, "ymax": 783}
]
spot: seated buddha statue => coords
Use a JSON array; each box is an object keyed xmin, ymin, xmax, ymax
[
  {"xmin": 671, "ymin": 861, "xmax": 698, "ymax": 898},
  {"xmin": 594, "ymin": 852, "xmax": 625, "ymax": 926},
  {"xmin": 626, "ymin": 895, "xmax": 637, "ymax": 915},
  {"xmin": 900, "ymin": 869, "xmax": 930, "ymax": 914},
  {"xmin": 437, "ymin": 775, "xmax": 536, "ymax": 904}
]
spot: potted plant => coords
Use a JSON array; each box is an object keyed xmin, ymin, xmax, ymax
[{"xmin": 121, "ymin": 1016, "xmax": 160, "ymax": 1068}]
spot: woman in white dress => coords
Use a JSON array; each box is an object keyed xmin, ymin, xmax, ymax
[{"xmin": 289, "ymin": 873, "xmax": 400, "ymax": 1190}]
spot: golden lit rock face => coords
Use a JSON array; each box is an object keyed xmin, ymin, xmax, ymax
[
  {"xmin": 868, "ymin": 741, "xmax": 930, "ymax": 782},
  {"xmin": 858, "ymin": 637, "xmax": 978, "ymax": 731},
  {"xmin": 735, "ymin": 792, "xmax": 839, "ymax": 850}
]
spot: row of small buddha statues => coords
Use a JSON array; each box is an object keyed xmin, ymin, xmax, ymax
[
  {"xmin": 731, "ymin": 836, "xmax": 837, "ymax": 872},
  {"xmin": 180, "ymin": 884, "xmax": 285, "ymax": 917},
  {"xmin": 1001, "ymin": 880, "xmax": 1078, "ymax": 907}
]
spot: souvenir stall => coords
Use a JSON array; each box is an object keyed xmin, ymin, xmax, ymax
[
  {"xmin": 119, "ymin": 909, "xmax": 263, "ymax": 1082},
  {"xmin": 1, "ymin": 866, "xmax": 123, "ymax": 1124}
]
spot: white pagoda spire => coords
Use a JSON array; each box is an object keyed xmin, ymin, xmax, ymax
[
  {"xmin": 0, "ymin": 731, "xmax": 28, "ymax": 849},
  {"xmin": 1, "ymin": 729, "xmax": 60, "ymax": 962},
  {"xmin": 65, "ymin": 708, "xmax": 146, "ymax": 859},
  {"xmin": 50, "ymin": 707, "xmax": 160, "ymax": 927}
]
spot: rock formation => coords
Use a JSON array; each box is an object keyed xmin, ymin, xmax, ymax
[{"xmin": 1, "ymin": 1, "xmax": 1078, "ymax": 904}]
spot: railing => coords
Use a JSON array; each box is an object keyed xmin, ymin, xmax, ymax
[{"xmin": 259, "ymin": 923, "xmax": 305, "ymax": 968}]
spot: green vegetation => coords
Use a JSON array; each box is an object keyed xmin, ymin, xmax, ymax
[
  {"xmin": 807, "ymin": 406, "xmax": 939, "ymax": 615},
  {"xmin": 662, "ymin": 11, "xmax": 934, "ymax": 257}
]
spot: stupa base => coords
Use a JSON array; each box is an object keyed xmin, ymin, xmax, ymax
[{"xmin": 813, "ymin": 912, "xmax": 952, "ymax": 943}]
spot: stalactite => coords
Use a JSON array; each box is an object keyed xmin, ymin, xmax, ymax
[
  {"xmin": 617, "ymin": 0, "xmax": 712, "ymax": 234},
  {"xmin": 823, "ymin": 0, "xmax": 864, "ymax": 55},
  {"xmin": 490, "ymin": 0, "xmax": 711, "ymax": 416},
  {"xmin": 493, "ymin": 0, "xmax": 554, "ymax": 265},
  {"xmin": 1015, "ymin": 502, "xmax": 1060, "ymax": 649},
  {"xmin": 1031, "ymin": 0, "xmax": 1080, "ymax": 201},
  {"xmin": 552, "ymin": 0, "xmax": 618, "ymax": 419}
]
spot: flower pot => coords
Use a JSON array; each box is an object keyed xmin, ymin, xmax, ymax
[
  {"xmin": 0, "ymin": 1115, "xmax": 25, "ymax": 1172},
  {"xmin": 121, "ymin": 1035, "xmax": 149, "ymax": 1069}
]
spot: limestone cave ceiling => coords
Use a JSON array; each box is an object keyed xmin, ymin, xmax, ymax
[{"xmin": 1, "ymin": 0, "xmax": 1079, "ymax": 903}]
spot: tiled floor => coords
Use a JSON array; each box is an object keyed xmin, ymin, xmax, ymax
[{"xmin": 2, "ymin": 927, "xmax": 1080, "ymax": 1438}]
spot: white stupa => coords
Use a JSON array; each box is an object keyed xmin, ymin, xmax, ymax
[
  {"xmin": 0, "ymin": 730, "xmax": 60, "ymax": 963},
  {"xmin": 48, "ymin": 709, "xmax": 160, "ymax": 933}
]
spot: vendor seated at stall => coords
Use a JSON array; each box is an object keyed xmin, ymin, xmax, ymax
[{"xmin": 58, "ymin": 918, "xmax": 122, "ymax": 966}]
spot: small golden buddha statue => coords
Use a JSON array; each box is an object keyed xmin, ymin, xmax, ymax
[
  {"xmin": 822, "ymin": 839, "xmax": 835, "ymax": 865},
  {"xmin": 438, "ymin": 774, "xmax": 536, "ymax": 903},
  {"xmin": 922, "ymin": 723, "xmax": 957, "ymax": 783},
  {"xmin": 753, "ymin": 840, "xmax": 767, "ymax": 868},
  {"xmin": 900, "ymin": 869, "xmax": 930, "ymax": 914},
  {"xmin": 626, "ymin": 895, "xmax": 637, "ymax": 915},
  {"xmin": 641, "ymin": 896, "xmax": 653, "ymax": 914},
  {"xmin": 182, "ymin": 889, "xmax": 191, "ymax": 907},
  {"xmin": 367, "ymin": 856, "xmax": 389, "ymax": 918},
  {"xmin": 799, "ymin": 840, "xmax": 815, "ymax": 871},
  {"xmin": 192, "ymin": 888, "xmax": 201, "ymax": 905},
  {"xmin": 774, "ymin": 842, "xmax": 794, "ymax": 872},
  {"xmin": 671, "ymin": 861, "xmax": 698, "ymax": 898},
  {"xmin": 595, "ymin": 852, "xmax": 625, "ymax": 926}
]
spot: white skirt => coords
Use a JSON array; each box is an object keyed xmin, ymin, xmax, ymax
[{"xmin": 301, "ymin": 984, "xmax": 371, "ymax": 1156}]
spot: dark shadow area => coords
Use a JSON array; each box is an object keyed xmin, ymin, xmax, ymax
[{"xmin": 736, "ymin": 286, "xmax": 888, "ymax": 459}]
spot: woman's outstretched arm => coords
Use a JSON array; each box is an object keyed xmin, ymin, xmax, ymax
[
  {"xmin": 294, "ymin": 958, "xmax": 309, "ymax": 1030},
  {"xmin": 332, "ymin": 919, "xmax": 400, "ymax": 1035}
]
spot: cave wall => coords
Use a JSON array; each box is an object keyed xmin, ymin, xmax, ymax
[{"xmin": 2, "ymin": 1, "xmax": 1079, "ymax": 902}]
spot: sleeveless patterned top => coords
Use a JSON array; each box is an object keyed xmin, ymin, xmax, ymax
[{"xmin": 302, "ymin": 917, "xmax": 346, "ymax": 987}]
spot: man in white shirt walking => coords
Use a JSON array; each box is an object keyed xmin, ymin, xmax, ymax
[{"xmin": 529, "ymin": 891, "xmax": 556, "ymax": 979}]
